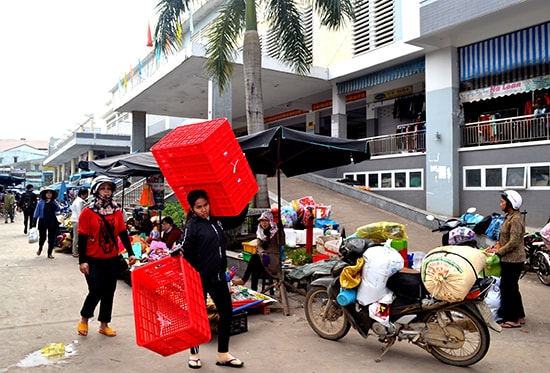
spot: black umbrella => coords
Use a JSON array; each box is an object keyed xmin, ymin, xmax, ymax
[
  {"xmin": 78, "ymin": 152, "xmax": 161, "ymax": 177},
  {"xmin": 78, "ymin": 152, "xmax": 162, "ymax": 209},
  {"xmin": 238, "ymin": 126, "xmax": 370, "ymax": 212}
]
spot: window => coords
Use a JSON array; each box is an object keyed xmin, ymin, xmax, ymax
[
  {"xmin": 464, "ymin": 163, "xmax": 550, "ymax": 189},
  {"xmin": 369, "ymin": 174, "xmax": 379, "ymax": 188},
  {"xmin": 381, "ymin": 172, "xmax": 392, "ymax": 188},
  {"xmin": 344, "ymin": 169, "xmax": 423, "ymax": 190},
  {"xmin": 531, "ymin": 165, "xmax": 550, "ymax": 187},
  {"xmin": 395, "ymin": 172, "xmax": 406, "ymax": 188},
  {"xmin": 465, "ymin": 169, "xmax": 481, "ymax": 187},
  {"xmin": 486, "ymin": 168, "xmax": 502, "ymax": 187},
  {"xmin": 506, "ymin": 167, "xmax": 525, "ymax": 187},
  {"xmin": 353, "ymin": 0, "xmax": 395, "ymax": 55}
]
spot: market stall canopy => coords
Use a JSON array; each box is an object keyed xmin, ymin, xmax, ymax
[
  {"xmin": 69, "ymin": 171, "xmax": 96, "ymax": 182},
  {"xmin": 0, "ymin": 174, "xmax": 25, "ymax": 186},
  {"xmin": 237, "ymin": 126, "xmax": 370, "ymax": 212},
  {"xmin": 78, "ymin": 152, "xmax": 161, "ymax": 177},
  {"xmin": 237, "ymin": 126, "xmax": 370, "ymax": 177}
]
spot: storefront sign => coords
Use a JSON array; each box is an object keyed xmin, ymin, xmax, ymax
[
  {"xmin": 311, "ymin": 91, "xmax": 366, "ymax": 112},
  {"xmin": 460, "ymin": 75, "xmax": 550, "ymax": 102},
  {"xmin": 264, "ymin": 109, "xmax": 308, "ymax": 124},
  {"xmin": 373, "ymin": 86, "xmax": 413, "ymax": 102}
]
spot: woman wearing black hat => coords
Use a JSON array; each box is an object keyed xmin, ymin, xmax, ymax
[
  {"xmin": 33, "ymin": 187, "xmax": 61, "ymax": 259},
  {"xmin": 172, "ymin": 189, "xmax": 248, "ymax": 369}
]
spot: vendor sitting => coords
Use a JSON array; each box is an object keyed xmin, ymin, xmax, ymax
[
  {"xmin": 160, "ymin": 216, "xmax": 183, "ymax": 250},
  {"xmin": 233, "ymin": 211, "xmax": 285, "ymax": 291},
  {"xmin": 135, "ymin": 208, "xmax": 153, "ymax": 236}
]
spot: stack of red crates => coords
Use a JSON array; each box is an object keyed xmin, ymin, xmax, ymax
[
  {"xmin": 132, "ymin": 256, "xmax": 211, "ymax": 356},
  {"xmin": 151, "ymin": 118, "xmax": 258, "ymax": 216}
]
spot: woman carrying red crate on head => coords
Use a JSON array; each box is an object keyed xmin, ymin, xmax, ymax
[
  {"xmin": 76, "ymin": 176, "xmax": 136, "ymax": 338},
  {"xmin": 171, "ymin": 189, "xmax": 248, "ymax": 369}
]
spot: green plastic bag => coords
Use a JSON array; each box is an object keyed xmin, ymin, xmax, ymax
[{"xmin": 481, "ymin": 249, "xmax": 501, "ymax": 277}]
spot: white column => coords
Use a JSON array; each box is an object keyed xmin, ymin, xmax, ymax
[
  {"xmin": 425, "ymin": 47, "xmax": 460, "ymax": 217},
  {"xmin": 331, "ymin": 86, "xmax": 347, "ymax": 138}
]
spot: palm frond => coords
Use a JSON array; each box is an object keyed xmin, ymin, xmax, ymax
[
  {"xmin": 154, "ymin": 0, "xmax": 191, "ymax": 55},
  {"xmin": 203, "ymin": 0, "xmax": 247, "ymax": 92},
  {"xmin": 267, "ymin": 0, "xmax": 311, "ymax": 75},
  {"xmin": 313, "ymin": 0, "xmax": 356, "ymax": 29}
]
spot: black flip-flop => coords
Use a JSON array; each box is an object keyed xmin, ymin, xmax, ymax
[
  {"xmin": 500, "ymin": 321, "xmax": 521, "ymax": 328},
  {"xmin": 188, "ymin": 358, "xmax": 202, "ymax": 369},
  {"xmin": 216, "ymin": 358, "xmax": 244, "ymax": 368}
]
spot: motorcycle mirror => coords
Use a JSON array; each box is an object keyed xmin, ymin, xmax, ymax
[{"xmin": 466, "ymin": 207, "xmax": 477, "ymax": 214}]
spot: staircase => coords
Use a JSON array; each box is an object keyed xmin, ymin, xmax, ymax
[{"xmin": 113, "ymin": 177, "xmax": 176, "ymax": 217}]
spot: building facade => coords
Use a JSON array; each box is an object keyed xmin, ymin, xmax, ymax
[{"xmin": 44, "ymin": 0, "xmax": 550, "ymax": 227}]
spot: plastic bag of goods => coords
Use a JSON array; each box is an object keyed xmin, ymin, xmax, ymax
[
  {"xmin": 28, "ymin": 228, "xmax": 38, "ymax": 244},
  {"xmin": 356, "ymin": 244, "xmax": 404, "ymax": 306},
  {"xmin": 420, "ymin": 245, "xmax": 487, "ymax": 303},
  {"xmin": 484, "ymin": 276, "xmax": 502, "ymax": 323},
  {"xmin": 280, "ymin": 206, "xmax": 298, "ymax": 228},
  {"xmin": 356, "ymin": 221, "xmax": 407, "ymax": 243}
]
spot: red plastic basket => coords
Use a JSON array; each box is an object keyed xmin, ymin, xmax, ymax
[
  {"xmin": 151, "ymin": 118, "xmax": 258, "ymax": 216},
  {"xmin": 131, "ymin": 256, "xmax": 211, "ymax": 356}
]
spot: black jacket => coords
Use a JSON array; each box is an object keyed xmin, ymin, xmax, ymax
[{"xmin": 181, "ymin": 207, "xmax": 247, "ymax": 284}]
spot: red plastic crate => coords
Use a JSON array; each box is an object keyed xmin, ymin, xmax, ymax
[
  {"xmin": 151, "ymin": 118, "xmax": 258, "ymax": 216},
  {"xmin": 131, "ymin": 256, "xmax": 211, "ymax": 356}
]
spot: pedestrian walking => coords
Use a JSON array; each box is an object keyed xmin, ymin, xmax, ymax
[
  {"xmin": 70, "ymin": 187, "xmax": 89, "ymax": 258},
  {"xmin": 76, "ymin": 176, "xmax": 136, "ymax": 338},
  {"xmin": 33, "ymin": 187, "xmax": 61, "ymax": 259},
  {"xmin": 3, "ymin": 190, "xmax": 16, "ymax": 223},
  {"xmin": 19, "ymin": 184, "xmax": 38, "ymax": 234},
  {"xmin": 171, "ymin": 189, "xmax": 247, "ymax": 369}
]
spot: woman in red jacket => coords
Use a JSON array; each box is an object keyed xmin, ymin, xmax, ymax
[{"xmin": 77, "ymin": 176, "xmax": 136, "ymax": 338}]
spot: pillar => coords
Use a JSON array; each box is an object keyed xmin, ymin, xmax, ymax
[
  {"xmin": 425, "ymin": 47, "xmax": 460, "ymax": 217},
  {"xmin": 331, "ymin": 86, "xmax": 347, "ymax": 138},
  {"xmin": 208, "ymin": 79, "xmax": 232, "ymax": 121},
  {"xmin": 132, "ymin": 111, "xmax": 146, "ymax": 153}
]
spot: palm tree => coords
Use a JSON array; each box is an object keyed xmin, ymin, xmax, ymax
[{"xmin": 154, "ymin": 0, "xmax": 355, "ymax": 207}]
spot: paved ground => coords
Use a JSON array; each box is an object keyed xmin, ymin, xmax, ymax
[{"xmin": 1, "ymin": 177, "xmax": 549, "ymax": 372}]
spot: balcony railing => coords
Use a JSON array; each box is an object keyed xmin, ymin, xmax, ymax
[
  {"xmin": 365, "ymin": 127, "xmax": 426, "ymax": 156},
  {"xmin": 364, "ymin": 114, "xmax": 549, "ymax": 157},
  {"xmin": 461, "ymin": 114, "xmax": 550, "ymax": 147}
]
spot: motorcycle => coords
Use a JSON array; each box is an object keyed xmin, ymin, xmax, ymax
[
  {"xmin": 426, "ymin": 208, "xmax": 498, "ymax": 249},
  {"xmin": 425, "ymin": 212, "xmax": 470, "ymax": 246},
  {"xmin": 304, "ymin": 237, "xmax": 499, "ymax": 367},
  {"xmin": 522, "ymin": 230, "xmax": 550, "ymax": 285}
]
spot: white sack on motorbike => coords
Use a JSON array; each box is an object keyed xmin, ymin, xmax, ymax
[
  {"xmin": 484, "ymin": 276, "xmax": 502, "ymax": 323},
  {"xmin": 356, "ymin": 244, "xmax": 404, "ymax": 306},
  {"xmin": 421, "ymin": 246, "xmax": 487, "ymax": 303}
]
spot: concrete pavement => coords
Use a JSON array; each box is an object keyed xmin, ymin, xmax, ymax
[{"xmin": 1, "ymin": 177, "xmax": 549, "ymax": 372}]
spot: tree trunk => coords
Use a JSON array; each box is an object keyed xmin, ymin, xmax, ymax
[{"xmin": 242, "ymin": 29, "xmax": 269, "ymax": 208}]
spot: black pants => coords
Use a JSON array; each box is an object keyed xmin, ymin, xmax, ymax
[
  {"xmin": 80, "ymin": 257, "xmax": 119, "ymax": 323},
  {"xmin": 191, "ymin": 279, "xmax": 232, "ymax": 354},
  {"xmin": 38, "ymin": 225, "xmax": 58, "ymax": 256},
  {"xmin": 241, "ymin": 254, "xmax": 268, "ymax": 291},
  {"xmin": 498, "ymin": 261, "xmax": 525, "ymax": 322},
  {"xmin": 23, "ymin": 209, "xmax": 35, "ymax": 232}
]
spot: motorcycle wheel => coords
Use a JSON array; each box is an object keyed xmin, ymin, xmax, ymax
[
  {"xmin": 536, "ymin": 252, "xmax": 550, "ymax": 286},
  {"xmin": 304, "ymin": 286, "xmax": 350, "ymax": 340},
  {"xmin": 424, "ymin": 305, "xmax": 490, "ymax": 367}
]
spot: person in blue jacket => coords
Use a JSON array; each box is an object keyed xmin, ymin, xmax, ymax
[
  {"xmin": 172, "ymin": 189, "xmax": 247, "ymax": 369},
  {"xmin": 33, "ymin": 187, "xmax": 61, "ymax": 259}
]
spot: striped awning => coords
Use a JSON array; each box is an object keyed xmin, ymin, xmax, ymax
[
  {"xmin": 460, "ymin": 22, "xmax": 550, "ymax": 82},
  {"xmin": 337, "ymin": 58, "xmax": 425, "ymax": 95}
]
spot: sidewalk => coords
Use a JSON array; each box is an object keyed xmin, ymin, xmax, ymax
[{"xmin": 1, "ymin": 178, "xmax": 549, "ymax": 372}]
